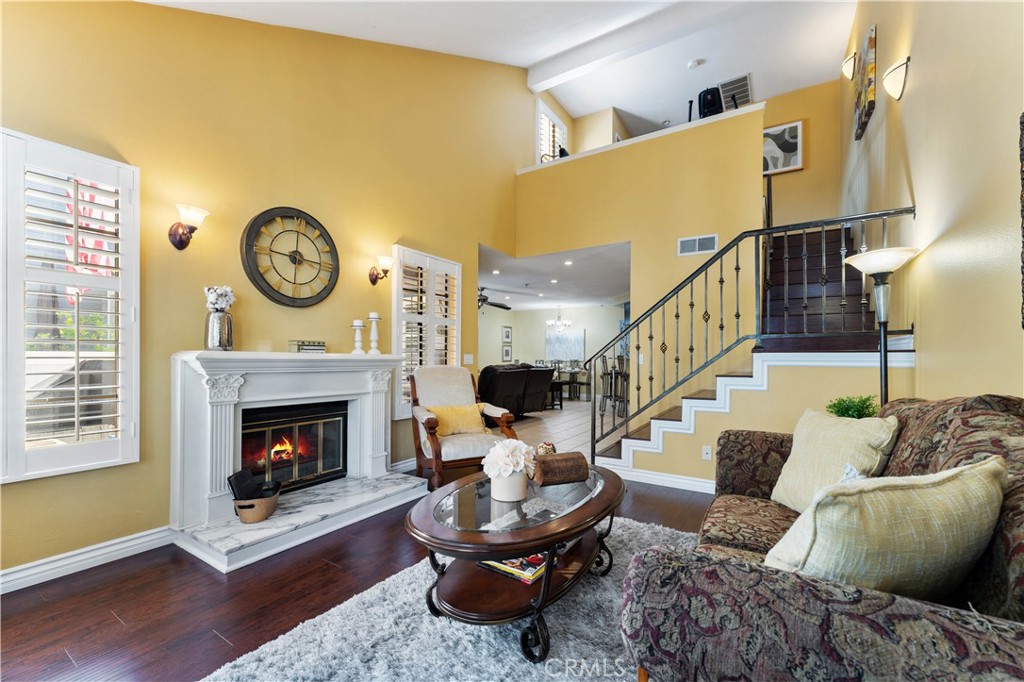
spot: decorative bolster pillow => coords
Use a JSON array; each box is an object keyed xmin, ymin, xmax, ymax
[{"xmin": 533, "ymin": 452, "xmax": 590, "ymax": 486}]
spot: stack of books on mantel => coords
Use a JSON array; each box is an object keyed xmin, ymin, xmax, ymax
[
  {"xmin": 288, "ymin": 339, "xmax": 327, "ymax": 354},
  {"xmin": 478, "ymin": 553, "xmax": 546, "ymax": 584}
]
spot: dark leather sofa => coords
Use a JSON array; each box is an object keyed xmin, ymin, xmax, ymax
[{"xmin": 477, "ymin": 364, "xmax": 555, "ymax": 417}]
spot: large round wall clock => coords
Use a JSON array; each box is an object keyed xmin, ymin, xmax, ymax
[{"xmin": 240, "ymin": 207, "xmax": 339, "ymax": 307}]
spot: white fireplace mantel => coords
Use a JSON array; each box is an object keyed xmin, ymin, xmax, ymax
[{"xmin": 170, "ymin": 351, "xmax": 402, "ymax": 530}]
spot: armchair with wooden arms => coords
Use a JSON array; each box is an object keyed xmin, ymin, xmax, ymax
[{"xmin": 410, "ymin": 366, "xmax": 518, "ymax": 490}]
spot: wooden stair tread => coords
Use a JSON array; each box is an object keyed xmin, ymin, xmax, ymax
[
  {"xmin": 652, "ymin": 406, "xmax": 682, "ymax": 422},
  {"xmin": 754, "ymin": 334, "xmax": 881, "ymax": 353},
  {"xmin": 596, "ymin": 440, "xmax": 622, "ymax": 459},
  {"xmin": 684, "ymin": 389, "xmax": 717, "ymax": 401}
]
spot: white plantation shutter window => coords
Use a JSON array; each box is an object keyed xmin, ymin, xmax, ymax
[
  {"xmin": 537, "ymin": 100, "xmax": 568, "ymax": 165},
  {"xmin": 391, "ymin": 246, "xmax": 461, "ymax": 419},
  {"xmin": 2, "ymin": 129, "xmax": 140, "ymax": 482}
]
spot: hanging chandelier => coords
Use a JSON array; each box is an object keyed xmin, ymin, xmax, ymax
[{"xmin": 546, "ymin": 310, "xmax": 572, "ymax": 332}]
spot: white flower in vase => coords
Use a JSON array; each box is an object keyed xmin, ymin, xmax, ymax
[
  {"xmin": 482, "ymin": 439, "xmax": 536, "ymax": 479},
  {"xmin": 204, "ymin": 286, "xmax": 236, "ymax": 312}
]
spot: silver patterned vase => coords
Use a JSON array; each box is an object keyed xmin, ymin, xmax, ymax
[{"xmin": 205, "ymin": 310, "xmax": 233, "ymax": 351}]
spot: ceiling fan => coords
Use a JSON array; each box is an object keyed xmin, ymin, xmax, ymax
[{"xmin": 477, "ymin": 287, "xmax": 511, "ymax": 311}]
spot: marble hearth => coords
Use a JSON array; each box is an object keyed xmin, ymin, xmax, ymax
[{"xmin": 170, "ymin": 351, "xmax": 426, "ymax": 572}]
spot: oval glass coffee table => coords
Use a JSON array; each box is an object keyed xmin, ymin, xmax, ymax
[{"xmin": 405, "ymin": 466, "xmax": 625, "ymax": 662}]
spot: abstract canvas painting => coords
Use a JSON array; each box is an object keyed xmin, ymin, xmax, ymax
[
  {"xmin": 854, "ymin": 24, "xmax": 876, "ymax": 140},
  {"xmin": 763, "ymin": 121, "xmax": 803, "ymax": 175},
  {"xmin": 545, "ymin": 329, "xmax": 585, "ymax": 362}
]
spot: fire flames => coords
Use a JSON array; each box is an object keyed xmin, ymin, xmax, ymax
[
  {"xmin": 270, "ymin": 436, "xmax": 294, "ymax": 463},
  {"xmin": 242, "ymin": 431, "xmax": 316, "ymax": 471}
]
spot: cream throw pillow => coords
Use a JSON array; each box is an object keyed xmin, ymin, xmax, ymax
[
  {"xmin": 771, "ymin": 410, "xmax": 900, "ymax": 513},
  {"xmin": 765, "ymin": 455, "xmax": 1008, "ymax": 600},
  {"xmin": 426, "ymin": 404, "xmax": 487, "ymax": 437}
]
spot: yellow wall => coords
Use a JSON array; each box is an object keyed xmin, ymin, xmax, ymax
[
  {"xmin": 576, "ymin": 108, "xmax": 618, "ymax": 153},
  {"xmin": 516, "ymin": 109, "xmax": 764, "ymax": 319},
  {"xmin": 764, "ymin": 80, "xmax": 842, "ymax": 225},
  {"xmin": 611, "ymin": 109, "xmax": 631, "ymax": 145},
  {"xmin": 0, "ymin": 2, "xmax": 541, "ymax": 568},
  {"xmin": 839, "ymin": 2, "xmax": 1024, "ymax": 398}
]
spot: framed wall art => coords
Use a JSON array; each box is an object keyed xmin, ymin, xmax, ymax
[
  {"xmin": 501, "ymin": 344, "xmax": 513, "ymax": 362},
  {"xmin": 854, "ymin": 24, "xmax": 876, "ymax": 140},
  {"xmin": 763, "ymin": 121, "xmax": 803, "ymax": 175},
  {"xmin": 501, "ymin": 325, "xmax": 512, "ymax": 343}
]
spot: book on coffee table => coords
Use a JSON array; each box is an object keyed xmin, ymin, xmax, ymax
[{"xmin": 478, "ymin": 553, "xmax": 547, "ymax": 584}]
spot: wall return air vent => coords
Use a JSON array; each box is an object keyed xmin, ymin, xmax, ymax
[
  {"xmin": 678, "ymin": 234, "xmax": 718, "ymax": 256},
  {"xmin": 719, "ymin": 74, "xmax": 752, "ymax": 110}
]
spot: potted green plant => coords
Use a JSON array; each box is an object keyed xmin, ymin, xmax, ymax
[{"xmin": 825, "ymin": 395, "xmax": 880, "ymax": 419}]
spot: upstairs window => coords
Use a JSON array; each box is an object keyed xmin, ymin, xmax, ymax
[
  {"xmin": 391, "ymin": 245, "xmax": 461, "ymax": 419},
  {"xmin": 537, "ymin": 100, "xmax": 568, "ymax": 165},
  {"xmin": 2, "ymin": 129, "xmax": 140, "ymax": 483}
]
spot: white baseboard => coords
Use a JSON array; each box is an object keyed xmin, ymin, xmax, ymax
[
  {"xmin": 390, "ymin": 458, "xmax": 416, "ymax": 473},
  {"xmin": 595, "ymin": 458, "xmax": 715, "ymax": 494},
  {"xmin": 0, "ymin": 527, "xmax": 174, "ymax": 595}
]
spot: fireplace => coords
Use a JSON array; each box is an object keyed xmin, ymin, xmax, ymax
[
  {"xmin": 241, "ymin": 401, "xmax": 348, "ymax": 491},
  {"xmin": 171, "ymin": 350, "xmax": 405, "ymax": 530}
]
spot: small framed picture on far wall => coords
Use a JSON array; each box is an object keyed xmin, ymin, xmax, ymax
[
  {"xmin": 502, "ymin": 344, "xmax": 512, "ymax": 362},
  {"xmin": 501, "ymin": 326, "xmax": 512, "ymax": 343}
]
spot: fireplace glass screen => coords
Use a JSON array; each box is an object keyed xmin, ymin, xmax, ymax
[{"xmin": 240, "ymin": 401, "xmax": 347, "ymax": 491}]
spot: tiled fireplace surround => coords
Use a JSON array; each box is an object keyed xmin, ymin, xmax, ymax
[{"xmin": 170, "ymin": 351, "xmax": 426, "ymax": 572}]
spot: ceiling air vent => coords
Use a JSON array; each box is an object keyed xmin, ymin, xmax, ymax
[
  {"xmin": 719, "ymin": 74, "xmax": 752, "ymax": 110},
  {"xmin": 678, "ymin": 234, "xmax": 718, "ymax": 256}
]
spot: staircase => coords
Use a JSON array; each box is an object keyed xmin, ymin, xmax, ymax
[
  {"xmin": 585, "ymin": 207, "xmax": 916, "ymax": 461},
  {"xmin": 759, "ymin": 228, "xmax": 879, "ymax": 352}
]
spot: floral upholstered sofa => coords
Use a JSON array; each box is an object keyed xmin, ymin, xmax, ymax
[{"xmin": 621, "ymin": 395, "xmax": 1024, "ymax": 680}]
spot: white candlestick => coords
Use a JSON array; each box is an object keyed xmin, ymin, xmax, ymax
[
  {"xmin": 352, "ymin": 322, "xmax": 366, "ymax": 354},
  {"xmin": 368, "ymin": 314, "xmax": 381, "ymax": 355}
]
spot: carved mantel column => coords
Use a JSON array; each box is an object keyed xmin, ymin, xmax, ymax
[
  {"xmin": 203, "ymin": 374, "xmax": 245, "ymax": 498},
  {"xmin": 368, "ymin": 370, "xmax": 392, "ymax": 477}
]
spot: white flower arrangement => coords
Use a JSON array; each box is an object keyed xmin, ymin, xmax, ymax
[
  {"xmin": 204, "ymin": 286, "xmax": 236, "ymax": 312},
  {"xmin": 482, "ymin": 439, "xmax": 536, "ymax": 479}
]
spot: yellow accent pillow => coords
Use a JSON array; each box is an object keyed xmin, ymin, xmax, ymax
[
  {"xmin": 771, "ymin": 410, "xmax": 900, "ymax": 513},
  {"xmin": 764, "ymin": 455, "xmax": 1008, "ymax": 600},
  {"xmin": 427, "ymin": 404, "xmax": 487, "ymax": 437}
]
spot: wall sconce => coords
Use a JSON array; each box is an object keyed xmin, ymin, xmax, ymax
[
  {"xmin": 841, "ymin": 53, "xmax": 856, "ymax": 80},
  {"xmin": 882, "ymin": 56, "xmax": 911, "ymax": 100},
  {"xmin": 844, "ymin": 246, "xmax": 919, "ymax": 404},
  {"xmin": 169, "ymin": 204, "xmax": 209, "ymax": 250},
  {"xmin": 368, "ymin": 255, "xmax": 395, "ymax": 285}
]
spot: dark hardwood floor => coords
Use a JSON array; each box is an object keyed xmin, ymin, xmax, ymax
[{"xmin": 1, "ymin": 480, "xmax": 712, "ymax": 681}]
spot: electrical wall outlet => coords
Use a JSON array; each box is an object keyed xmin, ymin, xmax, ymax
[
  {"xmin": 638, "ymin": 353, "xmax": 644, "ymax": 365},
  {"xmin": 701, "ymin": 445, "xmax": 713, "ymax": 461},
  {"xmin": 463, "ymin": 354, "xmax": 474, "ymax": 365}
]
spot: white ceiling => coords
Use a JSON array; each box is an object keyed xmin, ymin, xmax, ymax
[
  {"xmin": 148, "ymin": 0, "xmax": 857, "ymax": 308},
  {"xmin": 479, "ymin": 243, "xmax": 630, "ymax": 311}
]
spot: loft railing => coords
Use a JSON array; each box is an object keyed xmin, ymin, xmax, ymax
[{"xmin": 586, "ymin": 206, "xmax": 916, "ymax": 458}]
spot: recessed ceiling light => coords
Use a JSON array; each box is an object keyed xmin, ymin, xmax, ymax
[
  {"xmin": 504, "ymin": 296, "xmax": 509, "ymax": 299},
  {"xmin": 687, "ymin": 58, "xmax": 705, "ymax": 69},
  {"xmin": 564, "ymin": 260, "xmax": 573, "ymax": 266},
  {"xmin": 550, "ymin": 279, "xmax": 558, "ymax": 284},
  {"xmin": 661, "ymin": 120, "xmax": 671, "ymax": 127},
  {"xmin": 538, "ymin": 293, "xmax": 544, "ymax": 297},
  {"xmin": 491, "ymin": 269, "xmax": 500, "ymax": 275}
]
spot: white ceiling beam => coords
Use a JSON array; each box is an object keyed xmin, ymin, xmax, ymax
[{"xmin": 527, "ymin": 2, "xmax": 763, "ymax": 94}]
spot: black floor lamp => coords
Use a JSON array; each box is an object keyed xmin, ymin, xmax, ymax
[{"xmin": 845, "ymin": 247, "xmax": 919, "ymax": 405}]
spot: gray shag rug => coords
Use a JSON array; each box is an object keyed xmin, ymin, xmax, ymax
[{"xmin": 205, "ymin": 517, "xmax": 695, "ymax": 682}]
